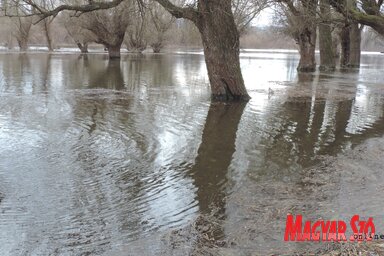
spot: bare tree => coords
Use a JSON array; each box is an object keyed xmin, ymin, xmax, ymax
[
  {"xmin": 125, "ymin": 1, "xmax": 148, "ymax": 53},
  {"xmin": 3, "ymin": 0, "xmax": 33, "ymax": 51},
  {"xmin": 233, "ymin": 0, "xmax": 270, "ymax": 35},
  {"xmin": 7, "ymin": 0, "xmax": 251, "ymax": 101},
  {"xmin": 147, "ymin": 1, "xmax": 175, "ymax": 53},
  {"xmin": 36, "ymin": 0, "xmax": 56, "ymax": 51},
  {"xmin": 74, "ymin": 1, "xmax": 134, "ymax": 58},
  {"xmin": 12, "ymin": 16, "xmax": 32, "ymax": 51},
  {"xmin": 278, "ymin": 0, "xmax": 318, "ymax": 72},
  {"xmin": 63, "ymin": 14, "xmax": 96, "ymax": 53}
]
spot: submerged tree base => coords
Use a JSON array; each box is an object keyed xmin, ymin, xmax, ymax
[
  {"xmin": 319, "ymin": 65, "xmax": 336, "ymax": 72},
  {"xmin": 211, "ymin": 93, "xmax": 251, "ymax": 102},
  {"xmin": 346, "ymin": 64, "xmax": 360, "ymax": 68},
  {"xmin": 297, "ymin": 66, "xmax": 316, "ymax": 72}
]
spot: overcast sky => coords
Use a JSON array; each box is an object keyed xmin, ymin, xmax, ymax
[{"xmin": 253, "ymin": 8, "xmax": 275, "ymax": 27}]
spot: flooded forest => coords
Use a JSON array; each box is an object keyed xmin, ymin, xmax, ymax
[{"xmin": 1, "ymin": 0, "xmax": 384, "ymax": 255}]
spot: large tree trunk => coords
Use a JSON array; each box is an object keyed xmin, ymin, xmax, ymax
[
  {"xmin": 103, "ymin": 34, "xmax": 124, "ymax": 59},
  {"xmin": 294, "ymin": 0, "xmax": 317, "ymax": 72},
  {"xmin": 318, "ymin": 0, "xmax": 335, "ymax": 71},
  {"xmin": 339, "ymin": 24, "xmax": 350, "ymax": 68},
  {"xmin": 106, "ymin": 44, "xmax": 122, "ymax": 59},
  {"xmin": 349, "ymin": 22, "xmax": 362, "ymax": 68},
  {"xmin": 297, "ymin": 27, "xmax": 317, "ymax": 72},
  {"xmin": 195, "ymin": 0, "xmax": 249, "ymax": 101},
  {"xmin": 155, "ymin": 0, "xmax": 250, "ymax": 101},
  {"xmin": 339, "ymin": 22, "xmax": 361, "ymax": 68}
]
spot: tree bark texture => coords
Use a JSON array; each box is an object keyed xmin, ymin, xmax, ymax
[
  {"xmin": 339, "ymin": 22, "xmax": 361, "ymax": 68},
  {"xmin": 195, "ymin": 0, "xmax": 249, "ymax": 101},
  {"xmin": 297, "ymin": 27, "xmax": 317, "ymax": 72},
  {"xmin": 318, "ymin": 0, "xmax": 335, "ymax": 71},
  {"xmin": 339, "ymin": 24, "xmax": 350, "ymax": 68},
  {"xmin": 296, "ymin": 0, "xmax": 317, "ymax": 72},
  {"xmin": 106, "ymin": 42, "xmax": 123, "ymax": 59},
  {"xmin": 349, "ymin": 22, "xmax": 362, "ymax": 68}
]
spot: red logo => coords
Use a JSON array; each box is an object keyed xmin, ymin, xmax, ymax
[{"xmin": 284, "ymin": 214, "xmax": 375, "ymax": 242}]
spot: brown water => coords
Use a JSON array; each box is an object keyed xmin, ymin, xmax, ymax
[{"xmin": 0, "ymin": 51, "xmax": 384, "ymax": 255}]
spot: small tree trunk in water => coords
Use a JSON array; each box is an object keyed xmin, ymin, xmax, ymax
[
  {"xmin": 318, "ymin": 0, "xmax": 335, "ymax": 71},
  {"xmin": 76, "ymin": 42, "xmax": 88, "ymax": 53},
  {"xmin": 340, "ymin": 24, "xmax": 350, "ymax": 68},
  {"xmin": 7, "ymin": 34, "xmax": 13, "ymax": 49},
  {"xmin": 17, "ymin": 39, "xmax": 28, "ymax": 51},
  {"xmin": 196, "ymin": 0, "xmax": 249, "ymax": 101},
  {"xmin": 44, "ymin": 20, "xmax": 54, "ymax": 52},
  {"xmin": 151, "ymin": 42, "xmax": 162, "ymax": 53},
  {"xmin": 349, "ymin": 22, "xmax": 361, "ymax": 68}
]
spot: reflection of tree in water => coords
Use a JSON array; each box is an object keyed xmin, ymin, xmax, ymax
[
  {"xmin": 222, "ymin": 71, "xmax": 384, "ymax": 255},
  {"xmin": 189, "ymin": 102, "xmax": 246, "ymax": 213},
  {"xmin": 57, "ymin": 94, "xmax": 150, "ymax": 255},
  {"xmin": 87, "ymin": 59, "xmax": 125, "ymax": 90},
  {"xmin": 39, "ymin": 54, "xmax": 52, "ymax": 91},
  {"xmin": 257, "ymin": 70, "xmax": 384, "ymax": 172},
  {"xmin": 63, "ymin": 54, "xmax": 210, "ymax": 246},
  {"xmin": 1, "ymin": 54, "xmax": 30, "ymax": 93},
  {"xmin": 124, "ymin": 55, "xmax": 145, "ymax": 90},
  {"xmin": 186, "ymin": 102, "xmax": 246, "ymax": 242},
  {"xmin": 0, "ymin": 54, "xmax": 55, "ymax": 121},
  {"xmin": 285, "ymin": 55, "xmax": 299, "ymax": 80},
  {"xmin": 61, "ymin": 81, "xmax": 209, "ymax": 254}
]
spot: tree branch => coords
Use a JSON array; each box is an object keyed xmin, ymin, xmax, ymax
[
  {"xmin": 154, "ymin": 0, "xmax": 198, "ymax": 22},
  {"xmin": 330, "ymin": 0, "xmax": 384, "ymax": 35},
  {"xmin": 279, "ymin": 0, "xmax": 301, "ymax": 16},
  {"xmin": 6, "ymin": 0, "xmax": 126, "ymax": 24}
]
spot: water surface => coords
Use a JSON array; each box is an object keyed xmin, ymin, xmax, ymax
[{"xmin": 0, "ymin": 51, "xmax": 384, "ymax": 255}]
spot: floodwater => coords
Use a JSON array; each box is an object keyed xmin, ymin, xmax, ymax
[{"xmin": 0, "ymin": 50, "xmax": 384, "ymax": 255}]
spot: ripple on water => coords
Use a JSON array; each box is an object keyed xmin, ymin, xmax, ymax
[{"xmin": 1, "ymin": 53, "xmax": 384, "ymax": 255}]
